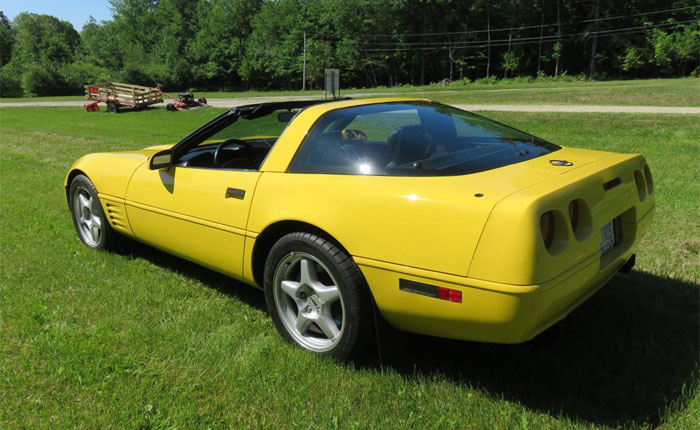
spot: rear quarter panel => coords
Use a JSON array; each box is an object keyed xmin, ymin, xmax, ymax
[
  {"xmin": 469, "ymin": 153, "xmax": 655, "ymax": 285},
  {"xmin": 246, "ymin": 167, "xmax": 556, "ymax": 277}
]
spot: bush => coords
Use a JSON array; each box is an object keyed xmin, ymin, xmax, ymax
[
  {"xmin": 474, "ymin": 75, "xmax": 498, "ymax": 85},
  {"xmin": 0, "ymin": 64, "xmax": 22, "ymax": 97},
  {"xmin": 59, "ymin": 62, "xmax": 110, "ymax": 94},
  {"xmin": 21, "ymin": 64, "xmax": 63, "ymax": 97},
  {"xmin": 509, "ymin": 76, "xmax": 534, "ymax": 84},
  {"xmin": 448, "ymin": 78, "xmax": 472, "ymax": 87}
]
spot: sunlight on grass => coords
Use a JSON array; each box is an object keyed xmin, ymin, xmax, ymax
[{"xmin": 0, "ymin": 106, "xmax": 698, "ymax": 429}]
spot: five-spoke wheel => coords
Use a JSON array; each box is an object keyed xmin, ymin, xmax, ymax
[
  {"xmin": 264, "ymin": 232, "xmax": 372, "ymax": 359},
  {"xmin": 273, "ymin": 252, "xmax": 345, "ymax": 352},
  {"xmin": 72, "ymin": 187, "xmax": 102, "ymax": 246},
  {"xmin": 69, "ymin": 174, "xmax": 115, "ymax": 250}
]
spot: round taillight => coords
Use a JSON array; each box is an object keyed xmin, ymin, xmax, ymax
[
  {"xmin": 568, "ymin": 198, "xmax": 592, "ymax": 241},
  {"xmin": 643, "ymin": 164, "xmax": 654, "ymax": 195},
  {"xmin": 634, "ymin": 169, "xmax": 647, "ymax": 202},
  {"xmin": 568, "ymin": 200, "xmax": 579, "ymax": 233},
  {"xmin": 540, "ymin": 211, "xmax": 555, "ymax": 249}
]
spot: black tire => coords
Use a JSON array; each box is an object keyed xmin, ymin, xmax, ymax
[
  {"xmin": 264, "ymin": 232, "xmax": 372, "ymax": 360},
  {"xmin": 68, "ymin": 174, "xmax": 117, "ymax": 251},
  {"xmin": 106, "ymin": 102, "xmax": 119, "ymax": 114},
  {"xmin": 198, "ymin": 97, "xmax": 207, "ymax": 105},
  {"xmin": 165, "ymin": 103, "xmax": 175, "ymax": 111}
]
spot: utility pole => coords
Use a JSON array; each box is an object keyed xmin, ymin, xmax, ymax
[{"xmin": 302, "ymin": 31, "xmax": 306, "ymax": 91}]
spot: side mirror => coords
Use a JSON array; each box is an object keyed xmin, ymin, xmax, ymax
[
  {"xmin": 277, "ymin": 111, "xmax": 295, "ymax": 123},
  {"xmin": 149, "ymin": 149, "xmax": 172, "ymax": 170}
]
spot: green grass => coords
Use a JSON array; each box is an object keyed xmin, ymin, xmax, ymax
[
  {"xmin": 2, "ymin": 78, "xmax": 699, "ymax": 106},
  {"xmin": 1, "ymin": 107, "xmax": 698, "ymax": 429}
]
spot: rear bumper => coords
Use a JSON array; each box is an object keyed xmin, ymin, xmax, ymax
[{"xmin": 357, "ymin": 205, "xmax": 654, "ymax": 343}]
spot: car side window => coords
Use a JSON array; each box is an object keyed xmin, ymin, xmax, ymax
[
  {"xmin": 290, "ymin": 107, "xmax": 421, "ymax": 175},
  {"xmin": 338, "ymin": 109, "xmax": 420, "ymax": 142},
  {"xmin": 176, "ymin": 109, "xmax": 297, "ymax": 170}
]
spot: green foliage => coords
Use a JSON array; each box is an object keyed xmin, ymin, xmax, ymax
[
  {"xmin": 622, "ymin": 46, "xmax": 646, "ymax": 72},
  {"xmin": 474, "ymin": 75, "xmax": 499, "ymax": 85},
  {"xmin": 501, "ymin": 51, "xmax": 520, "ymax": 78},
  {"xmin": 0, "ymin": 62, "xmax": 22, "ymax": 97},
  {"xmin": 20, "ymin": 63, "xmax": 63, "ymax": 96},
  {"xmin": 1, "ymin": 0, "xmax": 699, "ymax": 96},
  {"xmin": 60, "ymin": 62, "xmax": 110, "ymax": 93},
  {"xmin": 12, "ymin": 13, "xmax": 80, "ymax": 65},
  {"xmin": 0, "ymin": 12, "xmax": 15, "ymax": 67}
]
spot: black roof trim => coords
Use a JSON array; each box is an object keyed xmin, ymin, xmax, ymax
[
  {"xmin": 231, "ymin": 99, "xmax": 351, "ymax": 120},
  {"xmin": 169, "ymin": 99, "xmax": 351, "ymax": 160}
]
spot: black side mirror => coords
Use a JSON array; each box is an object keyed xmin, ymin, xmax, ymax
[
  {"xmin": 149, "ymin": 149, "xmax": 173, "ymax": 170},
  {"xmin": 277, "ymin": 111, "xmax": 295, "ymax": 123}
]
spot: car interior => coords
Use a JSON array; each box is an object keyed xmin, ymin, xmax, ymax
[
  {"xmin": 176, "ymin": 138, "xmax": 275, "ymax": 170},
  {"xmin": 172, "ymin": 102, "xmax": 551, "ymax": 174}
]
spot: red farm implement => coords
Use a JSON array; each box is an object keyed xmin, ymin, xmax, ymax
[
  {"xmin": 163, "ymin": 92, "xmax": 208, "ymax": 111},
  {"xmin": 84, "ymin": 82, "xmax": 207, "ymax": 113},
  {"xmin": 84, "ymin": 82, "xmax": 164, "ymax": 113}
]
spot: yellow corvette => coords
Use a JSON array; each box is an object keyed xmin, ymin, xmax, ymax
[{"xmin": 66, "ymin": 98, "xmax": 655, "ymax": 358}]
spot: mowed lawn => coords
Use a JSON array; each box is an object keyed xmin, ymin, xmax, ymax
[
  {"xmin": 1, "ymin": 77, "xmax": 699, "ymax": 107},
  {"xmin": 0, "ymin": 106, "xmax": 698, "ymax": 429}
]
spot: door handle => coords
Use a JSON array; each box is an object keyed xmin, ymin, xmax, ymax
[{"xmin": 225, "ymin": 187, "xmax": 246, "ymax": 199}]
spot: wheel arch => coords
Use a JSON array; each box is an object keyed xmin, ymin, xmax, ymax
[
  {"xmin": 65, "ymin": 168, "xmax": 88, "ymax": 204},
  {"xmin": 251, "ymin": 220, "xmax": 354, "ymax": 288}
]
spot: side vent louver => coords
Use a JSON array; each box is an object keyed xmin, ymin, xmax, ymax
[{"xmin": 103, "ymin": 200, "xmax": 131, "ymax": 233}]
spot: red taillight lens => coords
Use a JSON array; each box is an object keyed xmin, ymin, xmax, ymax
[
  {"xmin": 568, "ymin": 200, "xmax": 579, "ymax": 233},
  {"xmin": 540, "ymin": 211, "xmax": 555, "ymax": 249},
  {"xmin": 399, "ymin": 279, "xmax": 462, "ymax": 303},
  {"xmin": 437, "ymin": 286, "xmax": 462, "ymax": 303}
]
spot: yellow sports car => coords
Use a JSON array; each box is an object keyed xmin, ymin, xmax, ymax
[{"xmin": 66, "ymin": 98, "xmax": 655, "ymax": 358}]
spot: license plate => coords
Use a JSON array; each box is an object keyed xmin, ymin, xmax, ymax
[{"xmin": 600, "ymin": 220, "xmax": 616, "ymax": 253}]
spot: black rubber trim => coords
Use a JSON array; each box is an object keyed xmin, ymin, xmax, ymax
[{"xmin": 399, "ymin": 278, "xmax": 439, "ymax": 299}]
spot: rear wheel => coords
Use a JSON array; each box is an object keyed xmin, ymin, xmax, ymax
[
  {"xmin": 69, "ymin": 174, "xmax": 116, "ymax": 251},
  {"xmin": 165, "ymin": 103, "xmax": 175, "ymax": 111},
  {"xmin": 198, "ymin": 97, "xmax": 207, "ymax": 105},
  {"xmin": 106, "ymin": 102, "xmax": 119, "ymax": 114},
  {"xmin": 264, "ymin": 232, "xmax": 372, "ymax": 359}
]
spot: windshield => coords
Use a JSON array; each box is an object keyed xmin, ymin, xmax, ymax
[
  {"xmin": 289, "ymin": 102, "xmax": 560, "ymax": 176},
  {"xmin": 202, "ymin": 108, "xmax": 295, "ymax": 144}
]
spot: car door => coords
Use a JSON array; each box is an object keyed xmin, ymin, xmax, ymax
[{"xmin": 125, "ymin": 164, "xmax": 261, "ymax": 278}]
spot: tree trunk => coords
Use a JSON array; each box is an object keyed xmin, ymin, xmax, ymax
[
  {"xmin": 555, "ymin": 0, "xmax": 561, "ymax": 76},
  {"xmin": 537, "ymin": 2, "xmax": 544, "ymax": 74},
  {"xmin": 504, "ymin": 31, "xmax": 512, "ymax": 79},
  {"xmin": 486, "ymin": 1, "xmax": 491, "ymax": 78},
  {"xmin": 448, "ymin": 35, "xmax": 454, "ymax": 81},
  {"xmin": 589, "ymin": 0, "xmax": 600, "ymax": 79}
]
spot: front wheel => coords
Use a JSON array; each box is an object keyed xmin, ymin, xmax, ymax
[
  {"xmin": 264, "ymin": 232, "xmax": 372, "ymax": 359},
  {"xmin": 69, "ymin": 174, "xmax": 116, "ymax": 250}
]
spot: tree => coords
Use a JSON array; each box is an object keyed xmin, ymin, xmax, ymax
[
  {"xmin": 0, "ymin": 12, "xmax": 15, "ymax": 67},
  {"xmin": 9, "ymin": 13, "xmax": 81, "ymax": 95}
]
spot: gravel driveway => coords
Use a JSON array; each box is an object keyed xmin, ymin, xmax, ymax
[{"xmin": 1, "ymin": 98, "xmax": 698, "ymax": 114}]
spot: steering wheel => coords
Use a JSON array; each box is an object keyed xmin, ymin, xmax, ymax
[{"xmin": 213, "ymin": 139, "xmax": 254, "ymax": 166}]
